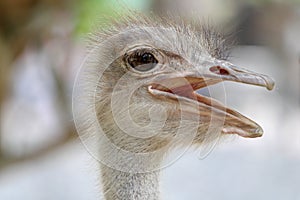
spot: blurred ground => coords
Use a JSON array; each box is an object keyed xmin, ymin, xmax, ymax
[{"xmin": 0, "ymin": 0, "xmax": 299, "ymax": 200}]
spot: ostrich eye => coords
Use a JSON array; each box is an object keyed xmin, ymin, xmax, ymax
[{"xmin": 128, "ymin": 52, "xmax": 158, "ymax": 72}]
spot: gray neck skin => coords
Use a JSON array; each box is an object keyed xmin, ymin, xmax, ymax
[{"xmin": 101, "ymin": 164, "xmax": 161, "ymax": 200}]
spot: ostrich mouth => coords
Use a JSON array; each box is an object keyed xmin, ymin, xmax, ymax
[{"xmin": 148, "ymin": 63, "xmax": 274, "ymax": 138}]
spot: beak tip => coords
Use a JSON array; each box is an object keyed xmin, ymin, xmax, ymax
[
  {"xmin": 266, "ymin": 79, "xmax": 275, "ymax": 91},
  {"xmin": 254, "ymin": 127, "xmax": 264, "ymax": 137}
]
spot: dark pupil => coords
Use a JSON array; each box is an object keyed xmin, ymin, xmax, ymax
[{"xmin": 129, "ymin": 52, "xmax": 158, "ymax": 72}]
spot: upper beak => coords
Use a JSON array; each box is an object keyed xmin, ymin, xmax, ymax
[
  {"xmin": 206, "ymin": 60, "xmax": 275, "ymax": 91},
  {"xmin": 149, "ymin": 59, "xmax": 275, "ymax": 138}
]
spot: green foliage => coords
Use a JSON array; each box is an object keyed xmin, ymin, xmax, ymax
[{"xmin": 75, "ymin": 0, "xmax": 151, "ymax": 34}]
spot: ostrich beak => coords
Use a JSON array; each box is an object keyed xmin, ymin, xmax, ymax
[
  {"xmin": 206, "ymin": 61, "xmax": 274, "ymax": 91},
  {"xmin": 149, "ymin": 60, "xmax": 275, "ymax": 138}
]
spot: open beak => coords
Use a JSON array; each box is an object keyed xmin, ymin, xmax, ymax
[{"xmin": 148, "ymin": 60, "xmax": 275, "ymax": 138}]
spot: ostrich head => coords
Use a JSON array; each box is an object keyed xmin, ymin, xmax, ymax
[{"xmin": 73, "ymin": 13, "xmax": 274, "ymax": 199}]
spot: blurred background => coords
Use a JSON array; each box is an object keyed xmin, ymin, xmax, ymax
[{"xmin": 0, "ymin": 0, "xmax": 299, "ymax": 199}]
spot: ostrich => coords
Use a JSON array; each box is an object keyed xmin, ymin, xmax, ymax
[{"xmin": 72, "ymin": 13, "xmax": 274, "ymax": 200}]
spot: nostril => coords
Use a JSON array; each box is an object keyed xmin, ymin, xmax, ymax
[
  {"xmin": 209, "ymin": 66, "xmax": 230, "ymax": 75},
  {"xmin": 219, "ymin": 68, "xmax": 229, "ymax": 75}
]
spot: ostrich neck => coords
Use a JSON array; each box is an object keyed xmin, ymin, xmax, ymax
[{"xmin": 101, "ymin": 164, "xmax": 161, "ymax": 200}]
